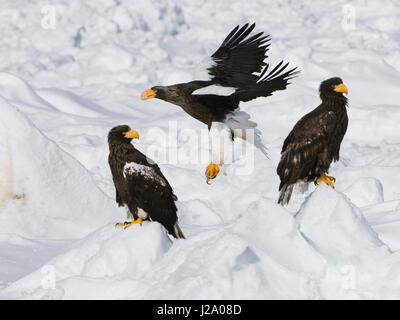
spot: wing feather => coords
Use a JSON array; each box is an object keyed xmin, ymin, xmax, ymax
[
  {"xmin": 233, "ymin": 62, "xmax": 299, "ymax": 102},
  {"xmin": 123, "ymin": 152, "xmax": 179, "ymax": 234},
  {"xmin": 208, "ymin": 23, "xmax": 270, "ymax": 87}
]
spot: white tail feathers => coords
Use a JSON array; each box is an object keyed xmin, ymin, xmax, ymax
[{"xmin": 224, "ymin": 110, "xmax": 268, "ymax": 157}]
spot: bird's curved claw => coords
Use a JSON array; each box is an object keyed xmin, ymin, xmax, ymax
[
  {"xmin": 205, "ymin": 162, "xmax": 220, "ymax": 184},
  {"xmin": 115, "ymin": 218, "xmax": 143, "ymax": 229},
  {"xmin": 115, "ymin": 222, "xmax": 126, "ymax": 227},
  {"xmin": 315, "ymin": 173, "xmax": 336, "ymax": 188}
]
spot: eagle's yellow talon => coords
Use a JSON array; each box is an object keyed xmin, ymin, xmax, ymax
[
  {"xmin": 316, "ymin": 173, "xmax": 335, "ymax": 188},
  {"xmin": 115, "ymin": 218, "xmax": 143, "ymax": 229},
  {"xmin": 205, "ymin": 162, "xmax": 220, "ymax": 183}
]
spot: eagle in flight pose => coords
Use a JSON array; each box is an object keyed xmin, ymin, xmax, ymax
[
  {"xmin": 108, "ymin": 125, "xmax": 185, "ymax": 239},
  {"xmin": 141, "ymin": 23, "xmax": 298, "ymax": 183},
  {"xmin": 277, "ymin": 77, "xmax": 349, "ymax": 205}
]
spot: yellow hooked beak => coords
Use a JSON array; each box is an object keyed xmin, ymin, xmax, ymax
[
  {"xmin": 333, "ymin": 83, "xmax": 348, "ymax": 95},
  {"xmin": 124, "ymin": 129, "xmax": 139, "ymax": 139},
  {"xmin": 141, "ymin": 89, "xmax": 156, "ymax": 100}
]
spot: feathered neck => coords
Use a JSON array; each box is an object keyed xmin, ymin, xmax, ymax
[
  {"xmin": 321, "ymin": 94, "xmax": 348, "ymax": 109},
  {"xmin": 109, "ymin": 140, "xmax": 135, "ymax": 153}
]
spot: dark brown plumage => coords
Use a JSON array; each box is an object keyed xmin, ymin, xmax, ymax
[
  {"xmin": 277, "ymin": 77, "xmax": 349, "ymax": 205},
  {"xmin": 108, "ymin": 125, "xmax": 185, "ymax": 239},
  {"xmin": 141, "ymin": 22, "xmax": 299, "ymax": 129}
]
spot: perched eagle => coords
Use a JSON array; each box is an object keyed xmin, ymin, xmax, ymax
[
  {"xmin": 108, "ymin": 125, "xmax": 185, "ymax": 239},
  {"xmin": 141, "ymin": 23, "xmax": 298, "ymax": 183},
  {"xmin": 277, "ymin": 77, "xmax": 349, "ymax": 205}
]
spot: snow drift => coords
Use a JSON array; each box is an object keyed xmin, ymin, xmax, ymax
[
  {"xmin": 1, "ymin": 223, "xmax": 172, "ymax": 299},
  {"xmin": 3, "ymin": 185, "xmax": 400, "ymax": 299},
  {"xmin": 0, "ymin": 96, "xmax": 116, "ymax": 239},
  {"xmin": 297, "ymin": 186, "xmax": 400, "ymax": 299}
]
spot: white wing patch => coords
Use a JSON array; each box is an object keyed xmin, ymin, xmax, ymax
[
  {"xmin": 123, "ymin": 162, "xmax": 167, "ymax": 187},
  {"xmin": 192, "ymin": 84, "xmax": 237, "ymax": 96}
]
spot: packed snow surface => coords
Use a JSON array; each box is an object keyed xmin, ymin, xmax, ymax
[{"xmin": 1, "ymin": 0, "xmax": 400, "ymax": 299}]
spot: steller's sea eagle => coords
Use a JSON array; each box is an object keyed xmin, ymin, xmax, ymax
[
  {"xmin": 141, "ymin": 23, "xmax": 299, "ymax": 183},
  {"xmin": 277, "ymin": 77, "xmax": 349, "ymax": 205},
  {"xmin": 108, "ymin": 125, "xmax": 185, "ymax": 239}
]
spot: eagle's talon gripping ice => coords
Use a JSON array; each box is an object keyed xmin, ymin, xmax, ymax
[
  {"xmin": 316, "ymin": 173, "xmax": 336, "ymax": 189},
  {"xmin": 123, "ymin": 218, "xmax": 143, "ymax": 229}
]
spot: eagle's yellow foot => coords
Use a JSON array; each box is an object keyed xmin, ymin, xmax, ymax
[
  {"xmin": 205, "ymin": 162, "xmax": 220, "ymax": 184},
  {"xmin": 115, "ymin": 218, "xmax": 143, "ymax": 229},
  {"xmin": 315, "ymin": 173, "xmax": 336, "ymax": 188}
]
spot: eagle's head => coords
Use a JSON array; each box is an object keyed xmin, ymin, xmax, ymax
[
  {"xmin": 319, "ymin": 77, "xmax": 348, "ymax": 101},
  {"xmin": 141, "ymin": 86, "xmax": 169, "ymax": 101},
  {"xmin": 108, "ymin": 125, "xmax": 139, "ymax": 146},
  {"xmin": 141, "ymin": 86, "xmax": 181, "ymax": 105}
]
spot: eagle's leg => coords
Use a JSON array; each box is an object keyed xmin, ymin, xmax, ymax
[
  {"xmin": 205, "ymin": 162, "xmax": 220, "ymax": 183},
  {"xmin": 315, "ymin": 172, "xmax": 336, "ymax": 188},
  {"xmin": 206, "ymin": 121, "xmax": 230, "ymax": 184},
  {"xmin": 115, "ymin": 218, "xmax": 143, "ymax": 229}
]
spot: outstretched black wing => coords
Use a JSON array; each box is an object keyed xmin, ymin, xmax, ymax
[
  {"xmin": 233, "ymin": 61, "xmax": 299, "ymax": 102},
  {"xmin": 208, "ymin": 23, "xmax": 270, "ymax": 87},
  {"xmin": 161, "ymin": 23, "xmax": 299, "ymax": 126}
]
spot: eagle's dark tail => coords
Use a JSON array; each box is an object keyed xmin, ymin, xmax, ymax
[
  {"xmin": 278, "ymin": 184, "xmax": 294, "ymax": 206},
  {"xmin": 172, "ymin": 223, "xmax": 185, "ymax": 239}
]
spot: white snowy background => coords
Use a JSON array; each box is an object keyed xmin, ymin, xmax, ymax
[{"xmin": 0, "ymin": 0, "xmax": 400, "ymax": 299}]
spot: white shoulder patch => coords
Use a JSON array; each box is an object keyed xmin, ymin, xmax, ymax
[
  {"xmin": 192, "ymin": 84, "xmax": 236, "ymax": 96},
  {"xmin": 123, "ymin": 162, "xmax": 166, "ymax": 187}
]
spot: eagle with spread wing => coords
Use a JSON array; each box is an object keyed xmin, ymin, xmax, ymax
[
  {"xmin": 277, "ymin": 77, "xmax": 349, "ymax": 205},
  {"xmin": 141, "ymin": 23, "xmax": 298, "ymax": 183},
  {"xmin": 108, "ymin": 125, "xmax": 185, "ymax": 239}
]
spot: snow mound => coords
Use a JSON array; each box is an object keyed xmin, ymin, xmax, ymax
[
  {"xmin": 0, "ymin": 96, "xmax": 116, "ymax": 239},
  {"xmin": 0, "ymin": 73, "xmax": 54, "ymax": 110},
  {"xmin": 344, "ymin": 178, "xmax": 384, "ymax": 207},
  {"xmin": 297, "ymin": 186, "xmax": 386, "ymax": 264},
  {"xmin": 297, "ymin": 186, "xmax": 400, "ymax": 299},
  {"xmin": 89, "ymin": 45, "xmax": 134, "ymax": 72},
  {"xmin": 35, "ymin": 88, "xmax": 109, "ymax": 117},
  {"xmin": 1, "ymin": 222, "xmax": 172, "ymax": 299}
]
